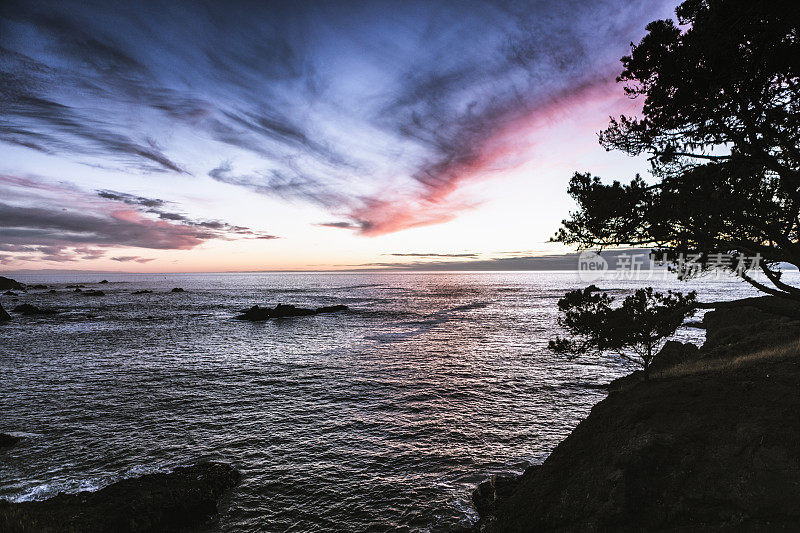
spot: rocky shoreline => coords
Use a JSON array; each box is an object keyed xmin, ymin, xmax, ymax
[
  {"xmin": 470, "ymin": 296, "xmax": 800, "ymax": 531},
  {"xmin": 0, "ymin": 276, "xmax": 350, "ymax": 323},
  {"xmin": 0, "ymin": 462, "xmax": 240, "ymax": 533}
]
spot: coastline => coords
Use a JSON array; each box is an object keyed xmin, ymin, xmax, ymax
[{"xmin": 470, "ymin": 297, "xmax": 800, "ymax": 531}]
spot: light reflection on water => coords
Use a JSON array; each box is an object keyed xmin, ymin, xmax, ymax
[{"xmin": 0, "ymin": 272, "xmax": 767, "ymax": 531}]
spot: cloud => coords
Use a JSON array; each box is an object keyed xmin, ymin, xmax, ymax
[
  {"xmin": 1, "ymin": 0, "xmax": 676, "ymax": 234},
  {"xmin": 110, "ymin": 256, "xmax": 155, "ymax": 263},
  {"xmin": 95, "ymin": 189, "xmax": 279, "ymax": 239},
  {"xmin": 383, "ymin": 252, "xmax": 479, "ymax": 258},
  {"xmin": 208, "ymin": 161, "xmax": 354, "ymax": 211},
  {"xmin": 315, "ymin": 221, "xmax": 361, "ymax": 229},
  {"xmin": 0, "ymin": 175, "xmax": 278, "ymax": 264},
  {"xmin": 353, "ymin": 249, "xmax": 656, "ymax": 270},
  {"xmin": 96, "ymin": 190, "xmax": 166, "ymax": 208}
]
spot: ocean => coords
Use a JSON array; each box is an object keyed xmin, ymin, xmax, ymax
[{"xmin": 0, "ymin": 271, "xmax": 767, "ymax": 531}]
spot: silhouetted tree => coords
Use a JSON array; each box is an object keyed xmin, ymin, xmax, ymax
[
  {"xmin": 554, "ymin": 0, "xmax": 800, "ymax": 299},
  {"xmin": 550, "ymin": 287, "xmax": 696, "ymax": 380}
]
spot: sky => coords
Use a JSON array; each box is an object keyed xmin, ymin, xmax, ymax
[{"xmin": 0, "ymin": 0, "xmax": 680, "ymax": 272}]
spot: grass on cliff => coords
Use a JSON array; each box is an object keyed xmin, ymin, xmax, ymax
[{"xmin": 658, "ymin": 339, "xmax": 800, "ymax": 379}]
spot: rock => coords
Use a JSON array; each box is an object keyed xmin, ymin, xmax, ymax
[
  {"xmin": 650, "ymin": 341, "xmax": 700, "ymax": 373},
  {"xmin": 0, "ymin": 433, "xmax": 21, "ymax": 448},
  {"xmin": 12, "ymin": 304, "xmax": 58, "ymax": 316},
  {"xmin": 235, "ymin": 303, "xmax": 348, "ymax": 321},
  {"xmin": 0, "ymin": 276, "xmax": 24, "ymax": 291},
  {"xmin": 3, "ymin": 290, "xmax": 15, "ymax": 296},
  {"xmin": 48, "ymin": 289, "xmax": 57, "ymax": 293},
  {"xmin": 74, "ymin": 288, "xmax": 83, "ymax": 292},
  {"xmin": 606, "ymin": 370, "xmax": 644, "ymax": 392},
  {"xmin": 702, "ymin": 298, "xmax": 800, "ymax": 357},
  {"xmin": 132, "ymin": 290, "xmax": 153, "ymax": 294},
  {"xmin": 99, "ymin": 280, "xmax": 109, "ymax": 284},
  {"xmin": 472, "ymin": 474, "xmax": 522, "ymax": 517},
  {"xmin": 684, "ymin": 320, "xmax": 705, "ymax": 329},
  {"xmin": 171, "ymin": 287, "xmax": 185, "ymax": 293},
  {"xmin": 66, "ymin": 285, "xmax": 85, "ymax": 289},
  {"xmin": 316, "ymin": 304, "xmax": 349, "ymax": 314},
  {"xmin": 0, "ymin": 302, "xmax": 10, "ymax": 322},
  {"xmin": 82, "ymin": 290, "xmax": 106, "ymax": 296},
  {"xmin": 29, "ymin": 284, "xmax": 47, "ymax": 289},
  {"xmin": 0, "ymin": 462, "xmax": 240, "ymax": 533},
  {"xmin": 274, "ymin": 303, "xmax": 316, "ymax": 317}
]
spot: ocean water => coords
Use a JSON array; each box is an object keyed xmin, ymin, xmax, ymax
[{"xmin": 0, "ymin": 271, "xmax": 767, "ymax": 531}]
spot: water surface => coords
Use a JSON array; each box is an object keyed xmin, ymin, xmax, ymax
[{"xmin": 0, "ymin": 271, "xmax": 764, "ymax": 531}]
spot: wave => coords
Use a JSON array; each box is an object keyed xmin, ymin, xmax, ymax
[{"xmin": 365, "ymin": 301, "xmax": 492, "ymax": 343}]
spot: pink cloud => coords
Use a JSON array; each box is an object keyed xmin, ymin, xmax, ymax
[{"xmin": 346, "ymin": 78, "xmax": 622, "ymax": 236}]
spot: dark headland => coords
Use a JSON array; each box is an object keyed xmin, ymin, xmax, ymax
[{"xmin": 471, "ymin": 297, "xmax": 800, "ymax": 531}]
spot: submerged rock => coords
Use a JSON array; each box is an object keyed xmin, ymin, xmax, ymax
[
  {"xmin": 0, "ymin": 276, "xmax": 24, "ymax": 291},
  {"xmin": 81, "ymin": 290, "xmax": 106, "ymax": 297},
  {"xmin": 29, "ymin": 284, "xmax": 48, "ymax": 289},
  {"xmin": 2, "ymin": 290, "xmax": 14, "ymax": 296},
  {"xmin": 171, "ymin": 287, "xmax": 185, "ymax": 293},
  {"xmin": 0, "ymin": 462, "xmax": 240, "ymax": 533},
  {"xmin": 12, "ymin": 304, "xmax": 58, "ymax": 316},
  {"xmin": 66, "ymin": 285, "xmax": 85, "ymax": 289},
  {"xmin": 316, "ymin": 304, "xmax": 349, "ymax": 314},
  {"xmin": 235, "ymin": 303, "xmax": 349, "ymax": 321},
  {"xmin": 0, "ymin": 303, "xmax": 10, "ymax": 322},
  {"xmin": 0, "ymin": 433, "xmax": 21, "ymax": 448},
  {"xmin": 99, "ymin": 280, "xmax": 109, "ymax": 284},
  {"xmin": 132, "ymin": 290, "xmax": 153, "ymax": 295},
  {"xmin": 48, "ymin": 289, "xmax": 57, "ymax": 294}
]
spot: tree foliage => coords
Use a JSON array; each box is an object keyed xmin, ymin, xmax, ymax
[
  {"xmin": 549, "ymin": 286, "xmax": 697, "ymax": 379},
  {"xmin": 554, "ymin": 0, "xmax": 800, "ymax": 298}
]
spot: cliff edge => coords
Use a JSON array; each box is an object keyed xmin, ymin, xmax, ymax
[{"xmin": 474, "ymin": 297, "xmax": 800, "ymax": 531}]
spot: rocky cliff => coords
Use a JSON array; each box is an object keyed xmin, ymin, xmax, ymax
[{"xmin": 473, "ymin": 297, "xmax": 800, "ymax": 531}]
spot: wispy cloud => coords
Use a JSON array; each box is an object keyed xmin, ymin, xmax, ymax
[
  {"xmin": 315, "ymin": 221, "xmax": 361, "ymax": 229},
  {"xmin": 110, "ymin": 256, "xmax": 155, "ymax": 263},
  {"xmin": 383, "ymin": 252, "xmax": 479, "ymax": 258},
  {"xmin": 96, "ymin": 188, "xmax": 278, "ymax": 239},
  {"xmin": 1, "ymin": 0, "xmax": 676, "ymax": 236}
]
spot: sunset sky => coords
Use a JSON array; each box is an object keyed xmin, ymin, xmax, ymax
[{"xmin": 0, "ymin": 0, "xmax": 679, "ymax": 272}]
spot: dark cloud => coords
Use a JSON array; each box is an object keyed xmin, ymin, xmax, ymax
[
  {"xmin": 315, "ymin": 221, "xmax": 360, "ymax": 229},
  {"xmin": 96, "ymin": 188, "xmax": 279, "ymax": 239},
  {"xmin": 110, "ymin": 255, "xmax": 155, "ymax": 263},
  {"xmin": 0, "ymin": 202, "xmax": 208, "ymax": 250},
  {"xmin": 0, "ymin": 176, "xmax": 278, "ymax": 264},
  {"xmin": 1, "ymin": 92, "xmax": 187, "ymax": 173},
  {"xmin": 96, "ymin": 190, "xmax": 166, "ymax": 208},
  {"xmin": 383, "ymin": 252, "xmax": 479, "ymax": 258}
]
